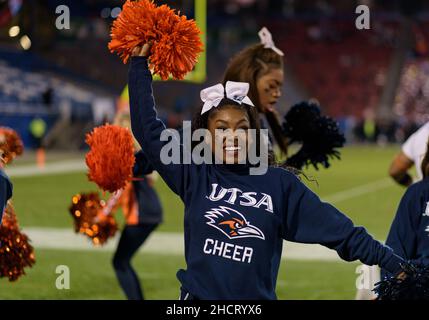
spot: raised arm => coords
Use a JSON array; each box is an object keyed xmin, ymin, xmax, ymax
[
  {"xmin": 282, "ymin": 173, "xmax": 404, "ymax": 275},
  {"xmin": 128, "ymin": 50, "xmax": 190, "ymax": 200},
  {"xmin": 388, "ymin": 151, "xmax": 414, "ymax": 186}
]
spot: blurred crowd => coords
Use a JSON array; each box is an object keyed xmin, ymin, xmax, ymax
[{"xmin": 1, "ymin": 0, "xmax": 429, "ymax": 148}]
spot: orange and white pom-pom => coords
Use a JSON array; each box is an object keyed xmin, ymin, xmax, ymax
[
  {"xmin": 0, "ymin": 203, "xmax": 36, "ymax": 281},
  {"xmin": 69, "ymin": 192, "xmax": 119, "ymax": 246},
  {"xmin": 0, "ymin": 127, "xmax": 24, "ymax": 165},
  {"xmin": 85, "ymin": 124, "xmax": 135, "ymax": 193},
  {"xmin": 108, "ymin": 0, "xmax": 203, "ymax": 80}
]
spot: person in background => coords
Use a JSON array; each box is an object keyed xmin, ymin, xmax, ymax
[
  {"xmin": 29, "ymin": 117, "xmax": 47, "ymax": 169},
  {"xmin": 356, "ymin": 121, "xmax": 428, "ymax": 298},
  {"xmin": 42, "ymin": 87, "xmax": 53, "ymax": 110},
  {"xmin": 223, "ymin": 27, "xmax": 288, "ymax": 155},
  {"xmin": 381, "ymin": 137, "xmax": 429, "ymax": 278},
  {"xmin": 389, "ymin": 121, "xmax": 429, "ymax": 186},
  {"xmin": 112, "ymin": 110, "xmax": 163, "ymax": 300}
]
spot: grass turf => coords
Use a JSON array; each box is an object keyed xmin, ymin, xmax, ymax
[
  {"xmin": 10, "ymin": 145, "xmax": 406, "ymax": 238},
  {"xmin": 0, "ymin": 249, "xmax": 359, "ymax": 300}
]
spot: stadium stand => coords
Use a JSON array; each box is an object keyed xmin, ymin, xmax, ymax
[{"xmin": 0, "ymin": 50, "xmax": 115, "ymax": 148}]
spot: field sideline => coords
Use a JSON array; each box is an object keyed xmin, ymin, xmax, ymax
[{"xmin": 0, "ymin": 145, "xmax": 409, "ymax": 299}]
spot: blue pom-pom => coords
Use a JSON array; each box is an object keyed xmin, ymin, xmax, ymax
[
  {"xmin": 374, "ymin": 263, "xmax": 429, "ymax": 300},
  {"xmin": 282, "ymin": 101, "xmax": 345, "ymax": 170}
]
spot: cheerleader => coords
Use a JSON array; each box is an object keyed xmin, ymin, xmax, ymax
[
  {"xmin": 381, "ymin": 138, "xmax": 429, "ymax": 278},
  {"xmin": 223, "ymin": 27, "xmax": 288, "ymax": 155},
  {"xmin": 128, "ymin": 44, "xmax": 405, "ymax": 300},
  {"xmin": 223, "ymin": 28, "xmax": 344, "ymax": 169},
  {"xmin": 112, "ymin": 111, "xmax": 163, "ymax": 300}
]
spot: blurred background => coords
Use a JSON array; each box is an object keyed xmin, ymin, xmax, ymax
[
  {"xmin": 0, "ymin": 0, "xmax": 428, "ymax": 299},
  {"xmin": 1, "ymin": 0, "xmax": 428, "ymax": 149}
]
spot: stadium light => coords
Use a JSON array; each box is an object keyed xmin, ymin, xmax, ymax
[
  {"xmin": 111, "ymin": 7, "xmax": 121, "ymax": 18},
  {"xmin": 19, "ymin": 35, "xmax": 31, "ymax": 50},
  {"xmin": 8, "ymin": 25, "xmax": 20, "ymax": 37}
]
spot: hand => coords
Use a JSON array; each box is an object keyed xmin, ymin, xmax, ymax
[
  {"xmin": 131, "ymin": 42, "xmax": 153, "ymax": 57},
  {"xmin": 396, "ymin": 271, "xmax": 407, "ymax": 281},
  {"xmin": 145, "ymin": 174, "xmax": 155, "ymax": 187}
]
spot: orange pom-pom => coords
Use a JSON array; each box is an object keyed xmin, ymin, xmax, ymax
[
  {"xmin": 108, "ymin": 0, "xmax": 203, "ymax": 80},
  {"xmin": 85, "ymin": 124, "xmax": 135, "ymax": 193},
  {"xmin": 108, "ymin": 0, "xmax": 157, "ymax": 64},
  {"xmin": 0, "ymin": 127, "xmax": 24, "ymax": 165},
  {"xmin": 0, "ymin": 204, "xmax": 36, "ymax": 282},
  {"xmin": 69, "ymin": 192, "xmax": 118, "ymax": 246},
  {"xmin": 1, "ymin": 202, "xmax": 18, "ymax": 229}
]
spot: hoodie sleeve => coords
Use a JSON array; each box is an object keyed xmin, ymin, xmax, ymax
[
  {"xmin": 382, "ymin": 184, "xmax": 421, "ymax": 277},
  {"xmin": 282, "ymin": 173, "xmax": 404, "ymax": 275},
  {"xmin": 0, "ymin": 169, "xmax": 12, "ymax": 223},
  {"xmin": 128, "ymin": 57, "xmax": 190, "ymax": 200},
  {"xmin": 133, "ymin": 150, "xmax": 154, "ymax": 177}
]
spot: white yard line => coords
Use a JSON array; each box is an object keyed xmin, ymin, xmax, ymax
[
  {"xmin": 322, "ymin": 177, "xmax": 393, "ymax": 204},
  {"xmin": 24, "ymin": 227, "xmax": 340, "ymax": 261},
  {"xmin": 5, "ymin": 159, "xmax": 394, "ymax": 205},
  {"xmin": 5, "ymin": 160, "xmax": 86, "ymax": 178}
]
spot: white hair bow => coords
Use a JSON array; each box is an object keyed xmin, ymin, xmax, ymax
[
  {"xmin": 200, "ymin": 81, "xmax": 254, "ymax": 115},
  {"xmin": 258, "ymin": 27, "xmax": 284, "ymax": 56}
]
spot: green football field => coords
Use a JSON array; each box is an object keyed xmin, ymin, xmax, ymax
[{"xmin": 0, "ymin": 145, "xmax": 409, "ymax": 299}]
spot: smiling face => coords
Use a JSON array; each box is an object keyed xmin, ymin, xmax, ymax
[
  {"xmin": 207, "ymin": 105, "xmax": 252, "ymax": 164},
  {"xmin": 256, "ymin": 68, "xmax": 284, "ymax": 113}
]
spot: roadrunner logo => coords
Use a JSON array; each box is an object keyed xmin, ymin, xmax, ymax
[{"xmin": 205, "ymin": 206, "xmax": 265, "ymax": 240}]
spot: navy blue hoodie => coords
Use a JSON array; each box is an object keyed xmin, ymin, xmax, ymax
[
  {"xmin": 128, "ymin": 57, "xmax": 404, "ymax": 300},
  {"xmin": 381, "ymin": 178, "xmax": 429, "ymax": 278},
  {"xmin": 0, "ymin": 168, "xmax": 12, "ymax": 223}
]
